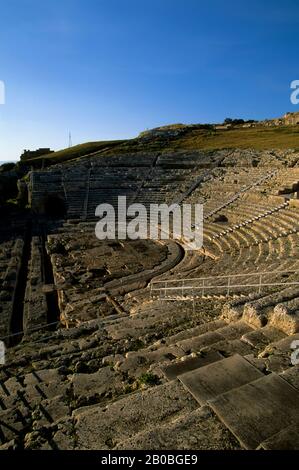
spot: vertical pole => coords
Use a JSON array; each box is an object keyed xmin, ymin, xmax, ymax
[{"xmin": 258, "ymin": 274, "xmax": 262, "ymax": 293}]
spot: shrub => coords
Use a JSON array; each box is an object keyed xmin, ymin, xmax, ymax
[{"xmin": 138, "ymin": 372, "xmax": 160, "ymax": 386}]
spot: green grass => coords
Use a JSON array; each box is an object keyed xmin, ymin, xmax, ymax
[
  {"xmin": 138, "ymin": 372, "xmax": 160, "ymax": 386},
  {"xmin": 171, "ymin": 125, "xmax": 299, "ymax": 151},
  {"xmin": 22, "ymin": 140, "xmax": 127, "ymax": 166},
  {"xmin": 20, "ymin": 124, "xmax": 299, "ymax": 168}
]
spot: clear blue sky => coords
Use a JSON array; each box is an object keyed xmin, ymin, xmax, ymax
[{"xmin": 0, "ymin": 0, "xmax": 299, "ymax": 161}]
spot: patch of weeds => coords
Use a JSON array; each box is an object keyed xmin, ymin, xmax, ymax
[{"xmin": 138, "ymin": 372, "xmax": 160, "ymax": 386}]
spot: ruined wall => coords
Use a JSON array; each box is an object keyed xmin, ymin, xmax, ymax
[
  {"xmin": 29, "ymin": 171, "xmax": 66, "ymax": 216},
  {"xmin": 284, "ymin": 112, "xmax": 299, "ymax": 126}
]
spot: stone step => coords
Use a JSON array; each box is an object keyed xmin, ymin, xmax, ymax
[
  {"xmin": 178, "ymin": 354, "xmax": 263, "ymax": 405},
  {"xmin": 241, "ymin": 325, "xmax": 286, "ymax": 349},
  {"xmin": 221, "ymin": 292, "xmax": 265, "ymax": 321},
  {"xmin": 175, "ymin": 321, "xmax": 253, "ymax": 355},
  {"xmin": 71, "ymin": 366, "xmax": 124, "ymax": 405},
  {"xmin": 209, "ymin": 372, "xmax": 299, "ymax": 449},
  {"xmin": 243, "ymin": 286, "xmax": 299, "ymax": 328},
  {"xmin": 279, "ymin": 364, "xmax": 299, "ymax": 390},
  {"xmin": 73, "ymin": 380, "xmax": 198, "ymax": 450},
  {"xmin": 0, "ymin": 406, "xmax": 30, "ymax": 443},
  {"xmin": 258, "ymin": 423, "xmax": 299, "ymax": 450},
  {"xmin": 270, "ymin": 298, "xmax": 299, "ymax": 334},
  {"xmin": 23, "ymin": 378, "xmax": 71, "ymax": 407},
  {"xmin": 160, "ymin": 351, "xmax": 224, "ymax": 381},
  {"xmin": 216, "ymin": 321, "xmax": 254, "ymax": 339},
  {"xmin": 163, "ymin": 319, "xmax": 228, "ymax": 346},
  {"xmin": 115, "ymin": 345, "xmax": 185, "ymax": 379},
  {"xmin": 30, "ymin": 395, "xmax": 71, "ymax": 430},
  {"xmin": 258, "ymin": 332, "xmax": 299, "ymax": 372},
  {"xmin": 201, "ymin": 338, "xmax": 254, "ymax": 357},
  {"xmin": 23, "ymin": 368, "xmax": 62, "ymax": 387},
  {"xmin": 115, "ymin": 405, "xmax": 241, "ymax": 450},
  {"xmin": 176, "ymin": 331, "xmax": 225, "ymax": 354}
]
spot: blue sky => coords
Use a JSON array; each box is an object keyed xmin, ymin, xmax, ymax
[{"xmin": 0, "ymin": 0, "xmax": 299, "ymax": 161}]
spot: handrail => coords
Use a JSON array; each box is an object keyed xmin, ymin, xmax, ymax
[
  {"xmin": 150, "ymin": 269, "xmax": 299, "ymax": 299},
  {"xmin": 151, "ymin": 281, "xmax": 299, "ymax": 291},
  {"xmin": 151, "ymin": 269, "xmax": 299, "ymax": 285}
]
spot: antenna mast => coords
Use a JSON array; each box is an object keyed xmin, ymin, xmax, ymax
[{"xmin": 68, "ymin": 132, "xmax": 72, "ymax": 148}]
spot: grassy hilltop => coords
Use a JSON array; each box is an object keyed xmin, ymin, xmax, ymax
[{"xmin": 21, "ymin": 123, "xmax": 299, "ymax": 168}]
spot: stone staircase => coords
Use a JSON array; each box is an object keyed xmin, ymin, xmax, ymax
[{"xmin": 1, "ymin": 309, "xmax": 298, "ymax": 450}]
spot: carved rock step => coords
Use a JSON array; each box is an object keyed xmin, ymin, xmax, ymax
[
  {"xmin": 175, "ymin": 321, "xmax": 254, "ymax": 354},
  {"xmin": 200, "ymin": 338, "xmax": 254, "ymax": 357},
  {"xmin": 222, "ymin": 293, "xmax": 265, "ymax": 321},
  {"xmin": 270, "ymin": 297, "xmax": 299, "ymax": 334},
  {"xmin": 115, "ymin": 406, "xmax": 241, "ymax": 450},
  {"xmin": 241, "ymin": 326, "xmax": 286, "ymax": 349},
  {"xmin": 23, "ymin": 380, "xmax": 71, "ymax": 408},
  {"xmin": 256, "ymin": 333, "xmax": 299, "ymax": 373},
  {"xmin": 163, "ymin": 319, "xmax": 228, "ymax": 346},
  {"xmin": 0, "ymin": 368, "xmax": 70, "ymax": 413},
  {"xmin": 24, "ymin": 368, "xmax": 62, "ymax": 387},
  {"xmin": 243, "ymin": 286, "xmax": 299, "ymax": 328},
  {"xmin": 105, "ymin": 301, "xmax": 195, "ymax": 341},
  {"xmin": 115, "ymin": 345, "xmax": 185, "ymax": 379},
  {"xmin": 210, "ymin": 373, "xmax": 299, "ymax": 449},
  {"xmin": 71, "ymin": 366, "xmax": 124, "ymax": 404},
  {"xmin": 279, "ymin": 364, "xmax": 299, "ymax": 390},
  {"xmin": 73, "ymin": 380, "xmax": 198, "ymax": 450},
  {"xmin": 21, "ymin": 395, "xmax": 72, "ymax": 439},
  {"xmin": 258, "ymin": 423, "xmax": 299, "ymax": 450},
  {"xmin": 178, "ymin": 354, "xmax": 263, "ymax": 405},
  {"xmin": 261, "ymin": 332, "xmax": 299, "ymax": 354},
  {"xmin": 0, "ymin": 405, "xmax": 30, "ymax": 444},
  {"xmin": 107, "ymin": 322, "xmax": 230, "ymax": 380},
  {"xmin": 161, "ymin": 351, "xmax": 224, "ymax": 381}
]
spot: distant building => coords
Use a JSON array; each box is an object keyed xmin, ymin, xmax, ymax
[
  {"xmin": 214, "ymin": 124, "xmax": 232, "ymax": 130},
  {"xmin": 259, "ymin": 112, "xmax": 299, "ymax": 127},
  {"xmin": 284, "ymin": 112, "xmax": 299, "ymax": 126}
]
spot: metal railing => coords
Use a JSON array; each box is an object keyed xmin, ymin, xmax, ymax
[{"xmin": 150, "ymin": 269, "xmax": 299, "ymax": 300}]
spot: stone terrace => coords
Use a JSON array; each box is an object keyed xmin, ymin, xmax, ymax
[{"xmin": 0, "ymin": 148, "xmax": 299, "ymax": 450}]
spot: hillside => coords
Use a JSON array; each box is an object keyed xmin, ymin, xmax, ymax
[
  {"xmin": 20, "ymin": 140, "xmax": 127, "ymax": 166},
  {"xmin": 21, "ymin": 123, "xmax": 299, "ymax": 168}
]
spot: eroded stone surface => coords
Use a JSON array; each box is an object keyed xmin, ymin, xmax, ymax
[
  {"xmin": 73, "ymin": 380, "xmax": 198, "ymax": 450},
  {"xmin": 178, "ymin": 354, "xmax": 263, "ymax": 405},
  {"xmin": 115, "ymin": 406, "xmax": 241, "ymax": 450},
  {"xmin": 210, "ymin": 373, "xmax": 299, "ymax": 449}
]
